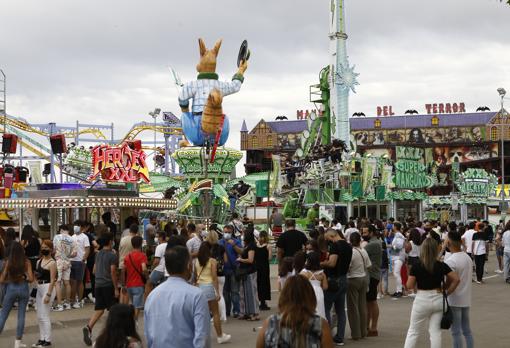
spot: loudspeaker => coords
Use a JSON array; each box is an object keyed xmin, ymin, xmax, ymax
[
  {"xmin": 42, "ymin": 163, "xmax": 51, "ymax": 176},
  {"xmin": 2, "ymin": 134, "xmax": 18, "ymax": 153},
  {"xmin": 127, "ymin": 139, "xmax": 142, "ymax": 151},
  {"xmin": 50, "ymin": 134, "xmax": 67, "ymax": 154},
  {"xmin": 15, "ymin": 166, "xmax": 29, "ymax": 182}
]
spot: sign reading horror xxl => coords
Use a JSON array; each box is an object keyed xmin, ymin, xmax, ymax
[{"xmin": 90, "ymin": 143, "xmax": 150, "ymax": 184}]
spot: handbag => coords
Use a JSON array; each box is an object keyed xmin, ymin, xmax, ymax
[
  {"xmin": 128, "ymin": 254, "xmax": 147, "ymax": 284},
  {"xmin": 440, "ymin": 278, "xmax": 453, "ymax": 330},
  {"xmin": 234, "ymin": 265, "xmax": 250, "ymax": 281}
]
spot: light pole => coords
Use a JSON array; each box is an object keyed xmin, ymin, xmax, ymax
[
  {"xmin": 498, "ymin": 87, "xmax": 507, "ymax": 221},
  {"xmin": 148, "ymin": 108, "xmax": 161, "ymax": 165}
]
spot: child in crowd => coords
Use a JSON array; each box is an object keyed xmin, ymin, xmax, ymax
[{"xmin": 278, "ymin": 257, "xmax": 293, "ymax": 291}]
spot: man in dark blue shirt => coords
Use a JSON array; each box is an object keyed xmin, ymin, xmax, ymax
[{"xmin": 219, "ymin": 225, "xmax": 242, "ymax": 317}]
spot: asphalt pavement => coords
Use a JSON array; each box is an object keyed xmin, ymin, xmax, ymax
[{"xmin": 0, "ymin": 257, "xmax": 509, "ymax": 347}]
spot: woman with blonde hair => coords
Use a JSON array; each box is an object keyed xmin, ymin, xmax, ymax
[
  {"xmin": 194, "ymin": 241, "xmax": 231, "ymax": 344},
  {"xmin": 404, "ymin": 238, "xmax": 460, "ymax": 348},
  {"xmin": 256, "ymin": 275, "xmax": 333, "ymax": 348},
  {"xmin": 207, "ymin": 230, "xmax": 228, "ymax": 321}
]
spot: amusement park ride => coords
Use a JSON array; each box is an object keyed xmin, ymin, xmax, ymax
[{"xmin": 0, "ymin": 1, "xmax": 360, "ymax": 228}]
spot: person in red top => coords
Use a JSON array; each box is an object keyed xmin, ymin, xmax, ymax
[{"xmin": 123, "ymin": 236, "xmax": 148, "ymax": 320}]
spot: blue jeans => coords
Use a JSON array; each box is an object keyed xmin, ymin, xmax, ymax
[
  {"xmin": 223, "ymin": 273, "xmax": 240, "ymax": 316},
  {"xmin": 0, "ymin": 282, "xmax": 29, "ymax": 338},
  {"xmin": 324, "ymin": 275, "xmax": 348, "ymax": 342},
  {"xmin": 504, "ymin": 252, "xmax": 510, "ymax": 282},
  {"xmin": 451, "ymin": 306, "xmax": 474, "ymax": 348},
  {"xmin": 127, "ymin": 286, "xmax": 145, "ymax": 309}
]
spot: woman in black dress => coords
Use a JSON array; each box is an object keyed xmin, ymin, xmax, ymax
[{"xmin": 255, "ymin": 231, "xmax": 272, "ymax": 310}]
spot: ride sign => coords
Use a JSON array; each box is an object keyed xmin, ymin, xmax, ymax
[
  {"xmin": 455, "ymin": 168, "xmax": 497, "ymax": 197},
  {"xmin": 395, "ymin": 146, "xmax": 433, "ymax": 189},
  {"xmin": 89, "ymin": 143, "xmax": 150, "ymax": 184}
]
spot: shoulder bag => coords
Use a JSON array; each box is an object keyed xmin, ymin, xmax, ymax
[
  {"xmin": 128, "ymin": 254, "xmax": 147, "ymax": 284},
  {"xmin": 440, "ymin": 277, "xmax": 453, "ymax": 329}
]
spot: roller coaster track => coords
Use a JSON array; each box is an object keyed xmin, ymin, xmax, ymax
[
  {"xmin": 120, "ymin": 122, "xmax": 183, "ymax": 143},
  {"xmin": 0, "ymin": 115, "xmax": 109, "ymax": 140},
  {"xmin": 1, "ymin": 114, "xmax": 183, "ymax": 159}
]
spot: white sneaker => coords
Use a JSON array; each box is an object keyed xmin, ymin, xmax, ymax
[
  {"xmin": 217, "ymin": 333, "xmax": 231, "ymax": 344},
  {"xmin": 495, "ymin": 269, "xmax": 503, "ymax": 274},
  {"xmin": 14, "ymin": 339, "xmax": 27, "ymax": 348},
  {"xmin": 377, "ymin": 294, "xmax": 383, "ymax": 300},
  {"xmin": 87, "ymin": 293, "xmax": 96, "ymax": 303},
  {"xmin": 72, "ymin": 302, "xmax": 81, "ymax": 309},
  {"xmin": 408, "ymin": 293, "xmax": 416, "ymax": 298},
  {"xmin": 63, "ymin": 302, "xmax": 71, "ymax": 310},
  {"xmin": 53, "ymin": 304, "xmax": 64, "ymax": 312}
]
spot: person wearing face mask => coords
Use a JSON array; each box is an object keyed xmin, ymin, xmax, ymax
[
  {"xmin": 362, "ymin": 225, "xmax": 382, "ymax": 337},
  {"xmin": 33, "ymin": 240, "xmax": 57, "ymax": 348},
  {"xmin": 144, "ymin": 246, "xmax": 210, "ymax": 348},
  {"xmin": 70, "ymin": 221, "xmax": 90, "ymax": 309}
]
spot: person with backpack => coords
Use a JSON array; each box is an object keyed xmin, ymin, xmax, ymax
[{"xmin": 123, "ymin": 236, "xmax": 148, "ymax": 321}]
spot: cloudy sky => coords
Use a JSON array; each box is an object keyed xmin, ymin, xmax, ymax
[{"xmin": 1, "ymin": 0, "xmax": 509, "ymax": 172}]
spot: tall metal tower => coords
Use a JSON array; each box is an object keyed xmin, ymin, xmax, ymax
[
  {"xmin": 0, "ymin": 69, "xmax": 6, "ymax": 134},
  {"xmin": 329, "ymin": 0, "xmax": 359, "ymax": 148}
]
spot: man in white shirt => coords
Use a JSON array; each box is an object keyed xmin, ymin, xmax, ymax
[
  {"xmin": 186, "ymin": 223, "xmax": 203, "ymax": 258},
  {"xmin": 70, "ymin": 221, "xmax": 90, "ymax": 308},
  {"xmin": 391, "ymin": 222, "xmax": 406, "ymax": 298},
  {"xmin": 461, "ymin": 221, "xmax": 477, "ymax": 258},
  {"xmin": 148, "ymin": 231, "xmax": 168, "ymax": 289},
  {"xmin": 502, "ymin": 226, "xmax": 510, "ymax": 283},
  {"xmin": 344, "ymin": 221, "xmax": 359, "ymax": 244},
  {"xmin": 445, "ymin": 231, "xmax": 474, "ymax": 348}
]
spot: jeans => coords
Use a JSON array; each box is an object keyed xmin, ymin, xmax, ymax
[
  {"xmin": 223, "ymin": 273, "xmax": 240, "ymax": 316},
  {"xmin": 503, "ymin": 252, "xmax": 510, "ymax": 281},
  {"xmin": 380, "ymin": 268, "xmax": 389, "ymax": 293},
  {"xmin": 474, "ymin": 254, "xmax": 486, "ymax": 282},
  {"xmin": 324, "ymin": 275, "xmax": 348, "ymax": 342},
  {"xmin": 404, "ymin": 290, "xmax": 443, "ymax": 348},
  {"xmin": 36, "ymin": 283, "xmax": 56, "ymax": 342},
  {"xmin": 346, "ymin": 276, "xmax": 368, "ymax": 339},
  {"xmin": 0, "ymin": 282, "xmax": 30, "ymax": 338},
  {"xmin": 393, "ymin": 259, "xmax": 404, "ymax": 293},
  {"xmin": 451, "ymin": 306, "xmax": 474, "ymax": 348}
]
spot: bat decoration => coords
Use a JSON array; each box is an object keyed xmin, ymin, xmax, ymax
[
  {"xmin": 275, "ymin": 116, "xmax": 288, "ymax": 120},
  {"xmin": 405, "ymin": 109, "xmax": 419, "ymax": 114},
  {"xmin": 476, "ymin": 106, "xmax": 490, "ymax": 112},
  {"xmin": 352, "ymin": 112, "xmax": 366, "ymax": 117}
]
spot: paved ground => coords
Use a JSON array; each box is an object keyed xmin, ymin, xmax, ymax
[{"xmin": 1, "ymin": 257, "xmax": 509, "ymax": 347}]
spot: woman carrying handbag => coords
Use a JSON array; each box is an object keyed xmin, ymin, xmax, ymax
[{"xmin": 404, "ymin": 238, "xmax": 460, "ymax": 348}]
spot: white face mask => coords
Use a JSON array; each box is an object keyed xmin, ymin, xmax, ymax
[
  {"xmin": 200, "ymin": 230, "xmax": 208, "ymax": 239},
  {"xmin": 74, "ymin": 226, "xmax": 81, "ymax": 234},
  {"xmin": 154, "ymin": 237, "xmax": 159, "ymax": 245}
]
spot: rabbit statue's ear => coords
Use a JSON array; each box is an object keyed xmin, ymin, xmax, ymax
[
  {"xmin": 198, "ymin": 38, "xmax": 207, "ymax": 57},
  {"xmin": 212, "ymin": 39, "xmax": 222, "ymax": 56}
]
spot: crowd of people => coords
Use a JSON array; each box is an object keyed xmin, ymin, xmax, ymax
[{"xmin": 0, "ymin": 211, "xmax": 509, "ymax": 347}]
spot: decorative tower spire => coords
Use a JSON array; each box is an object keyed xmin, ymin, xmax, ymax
[{"xmin": 329, "ymin": 0, "xmax": 359, "ymax": 148}]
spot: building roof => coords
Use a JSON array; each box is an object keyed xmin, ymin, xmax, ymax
[
  {"xmin": 240, "ymin": 119, "xmax": 248, "ymax": 132},
  {"xmin": 350, "ymin": 112, "xmax": 497, "ymax": 130},
  {"xmin": 266, "ymin": 120, "xmax": 308, "ymax": 134}
]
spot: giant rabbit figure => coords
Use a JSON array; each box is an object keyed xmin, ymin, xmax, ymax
[{"xmin": 178, "ymin": 38, "xmax": 248, "ymax": 146}]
